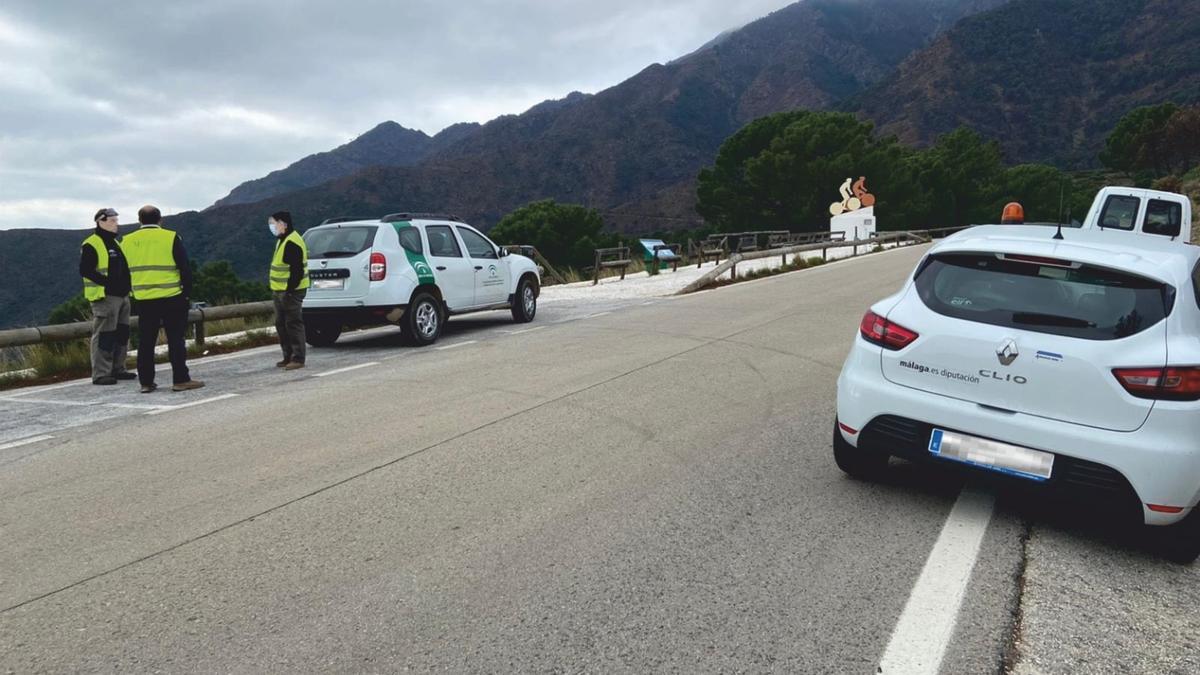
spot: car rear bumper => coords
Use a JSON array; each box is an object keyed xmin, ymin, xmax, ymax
[
  {"xmin": 837, "ymin": 340, "xmax": 1200, "ymax": 525},
  {"xmin": 302, "ymin": 305, "xmax": 406, "ymax": 327}
]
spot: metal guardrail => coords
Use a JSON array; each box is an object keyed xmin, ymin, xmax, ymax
[
  {"xmin": 676, "ymin": 231, "xmax": 923, "ymax": 295},
  {"xmin": 907, "ymin": 226, "xmax": 973, "ymax": 241},
  {"xmin": 0, "ymin": 301, "xmax": 274, "ymax": 349}
]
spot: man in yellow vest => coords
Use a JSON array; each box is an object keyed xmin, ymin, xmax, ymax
[
  {"xmin": 268, "ymin": 211, "xmax": 309, "ymax": 370},
  {"xmin": 79, "ymin": 207, "xmax": 136, "ymax": 385},
  {"xmin": 122, "ymin": 205, "xmax": 204, "ymax": 393}
]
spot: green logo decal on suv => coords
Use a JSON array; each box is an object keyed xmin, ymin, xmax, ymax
[{"xmin": 391, "ymin": 221, "xmax": 436, "ymax": 284}]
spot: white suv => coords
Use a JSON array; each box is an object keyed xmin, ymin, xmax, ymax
[
  {"xmin": 300, "ymin": 213, "xmax": 541, "ymax": 346},
  {"xmin": 835, "ymin": 224, "xmax": 1200, "ymax": 562}
]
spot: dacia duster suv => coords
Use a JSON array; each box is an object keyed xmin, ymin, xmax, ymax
[{"xmin": 301, "ymin": 213, "xmax": 540, "ymax": 346}]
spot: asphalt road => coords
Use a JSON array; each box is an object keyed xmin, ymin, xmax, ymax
[{"xmin": 1, "ymin": 246, "xmax": 1196, "ymax": 673}]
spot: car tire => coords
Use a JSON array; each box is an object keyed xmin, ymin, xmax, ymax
[
  {"xmin": 305, "ymin": 320, "xmax": 342, "ymax": 347},
  {"xmin": 511, "ymin": 276, "xmax": 538, "ymax": 323},
  {"xmin": 1149, "ymin": 508, "xmax": 1200, "ymax": 564},
  {"xmin": 403, "ymin": 292, "xmax": 443, "ymax": 346},
  {"xmin": 833, "ymin": 420, "xmax": 889, "ymax": 480}
]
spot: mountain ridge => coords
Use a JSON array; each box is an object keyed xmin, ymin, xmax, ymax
[{"xmin": 210, "ymin": 120, "xmax": 483, "ymax": 208}]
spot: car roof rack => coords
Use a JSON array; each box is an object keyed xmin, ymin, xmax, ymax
[
  {"xmin": 380, "ymin": 212, "xmax": 461, "ymax": 223},
  {"xmin": 319, "ymin": 216, "xmax": 374, "ymax": 225}
]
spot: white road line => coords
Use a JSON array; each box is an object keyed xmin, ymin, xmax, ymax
[
  {"xmin": 507, "ymin": 326, "xmax": 545, "ymax": 335},
  {"xmin": 185, "ymin": 344, "xmax": 279, "ymax": 365},
  {"xmin": 0, "ymin": 397, "xmax": 100, "ymax": 407},
  {"xmin": 145, "ymin": 393, "xmax": 240, "ymax": 416},
  {"xmin": 0, "ymin": 396, "xmax": 164, "ymax": 411},
  {"xmin": 878, "ymin": 488, "xmax": 996, "ymax": 675},
  {"xmin": 585, "ymin": 311, "xmax": 612, "ymax": 319},
  {"xmin": 0, "ymin": 435, "xmax": 54, "ymax": 451},
  {"xmin": 104, "ymin": 403, "xmax": 169, "ymax": 411},
  {"xmin": 435, "ymin": 340, "xmax": 477, "ymax": 351},
  {"xmin": 312, "ymin": 362, "xmax": 379, "ymax": 377},
  {"xmin": 3, "ymin": 379, "xmax": 91, "ymax": 398}
]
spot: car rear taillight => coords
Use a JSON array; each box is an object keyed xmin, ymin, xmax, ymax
[
  {"xmin": 859, "ymin": 310, "xmax": 919, "ymax": 350},
  {"xmin": 369, "ymin": 251, "xmax": 386, "ymax": 281},
  {"xmin": 1112, "ymin": 367, "xmax": 1200, "ymax": 401}
]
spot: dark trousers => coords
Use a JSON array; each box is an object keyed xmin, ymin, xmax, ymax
[
  {"xmin": 90, "ymin": 295, "xmax": 131, "ymax": 380},
  {"xmin": 136, "ymin": 295, "xmax": 191, "ymax": 386},
  {"xmin": 274, "ymin": 290, "xmax": 307, "ymax": 364}
]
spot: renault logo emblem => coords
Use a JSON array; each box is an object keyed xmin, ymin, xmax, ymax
[{"xmin": 997, "ymin": 338, "xmax": 1019, "ymax": 366}]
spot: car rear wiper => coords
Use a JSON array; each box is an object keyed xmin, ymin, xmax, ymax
[
  {"xmin": 1011, "ymin": 311, "xmax": 1095, "ymax": 328},
  {"xmin": 318, "ymin": 251, "xmax": 358, "ymax": 258}
]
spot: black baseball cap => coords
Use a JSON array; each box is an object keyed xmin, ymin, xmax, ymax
[{"xmin": 93, "ymin": 208, "xmax": 119, "ymax": 222}]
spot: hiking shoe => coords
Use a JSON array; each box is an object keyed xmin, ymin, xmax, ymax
[
  {"xmin": 172, "ymin": 380, "xmax": 206, "ymax": 392},
  {"xmin": 276, "ymin": 360, "xmax": 290, "ymax": 368},
  {"xmin": 93, "ymin": 376, "xmax": 117, "ymax": 386},
  {"xmin": 140, "ymin": 383, "xmax": 158, "ymax": 394},
  {"xmin": 113, "ymin": 372, "xmax": 138, "ymax": 381},
  {"xmin": 284, "ymin": 362, "xmax": 305, "ymax": 371}
]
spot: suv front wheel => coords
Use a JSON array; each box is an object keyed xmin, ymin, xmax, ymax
[
  {"xmin": 512, "ymin": 277, "xmax": 537, "ymax": 323},
  {"xmin": 403, "ymin": 292, "xmax": 443, "ymax": 346}
]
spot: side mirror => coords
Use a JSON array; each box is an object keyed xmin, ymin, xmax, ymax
[{"xmin": 497, "ymin": 247, "xmax": 509, "ymax": 258}]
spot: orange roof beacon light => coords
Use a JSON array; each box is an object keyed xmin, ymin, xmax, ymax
[{"xmin": 1001, "ymin": 202, "xmax": 1025, "ymax": 224}]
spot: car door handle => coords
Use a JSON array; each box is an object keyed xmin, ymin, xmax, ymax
[
  {"xmin": 474, "ymin": 265, "xmax": 483, "ymax": 270},
  {"xmin": 436, "ymin": 266, "xmax": 446, "ymax": 271}
]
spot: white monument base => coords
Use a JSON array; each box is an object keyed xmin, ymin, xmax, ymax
[{"xmin": 830, "ymin": 206, "xmax": 876, "ymax": 242}]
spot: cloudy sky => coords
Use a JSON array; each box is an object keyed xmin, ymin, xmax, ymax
[{"xmin": 0, "ymin": 0, "xmax": 792, "ymax": 230}]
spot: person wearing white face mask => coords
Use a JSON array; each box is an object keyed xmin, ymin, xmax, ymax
[{"xmin": 268, "ymin": 211, "xmax": 309, "ymax": 369}]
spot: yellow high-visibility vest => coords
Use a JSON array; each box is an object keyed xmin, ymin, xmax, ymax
[
  {"xmin": 270, "ymin": 230, "xmax": 310, "ymax": 291},
  {"xmin": 81, "ymin": 234, "xmax": 109, "ymax": 302},
  {"xmin": 122, "ymin": 225, "xmax": 183, "ymax": 301}
]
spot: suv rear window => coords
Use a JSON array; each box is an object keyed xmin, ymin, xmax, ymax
[
  {"xmin": 305, "ymin": 226, "xmax": 378, "ymax": 259},
  {"xmin": 915, "ymin": 253, "xmax": 1173, "ymax": 340}
]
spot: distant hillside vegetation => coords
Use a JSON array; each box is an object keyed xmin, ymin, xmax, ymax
[{"xmin": 854, "ymin": 0, "xmax": 1200, "ymax": 166}]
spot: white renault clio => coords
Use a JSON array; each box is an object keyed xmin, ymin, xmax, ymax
[{"xmin": 835, "ymin": 220, "xmax": 1200, "ymax": 562}]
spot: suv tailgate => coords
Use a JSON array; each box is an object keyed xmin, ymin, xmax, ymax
[{"xmin": 304, "ymin": 225, "xmax": 378, "ymax": 301}]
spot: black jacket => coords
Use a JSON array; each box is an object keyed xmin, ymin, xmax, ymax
[
  {"xmin": 79, "ymin": 227, "xmax": 132, "ymax": 298},
  {"xmin": 172, "ymin": 234, "xmax": 194, "ymax": 299}
]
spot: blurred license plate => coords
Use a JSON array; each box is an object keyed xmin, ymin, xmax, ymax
[
  {"xmin": 313, "ymin": 279, "xmax": 344, "ymax": 290},
  {"xmin": 929, "ymin": 429, "xmax": 1053, "ymax": 481}
]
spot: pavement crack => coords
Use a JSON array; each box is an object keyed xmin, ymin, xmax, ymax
[{"xmin": 1000, "ymin": 519, "xmax": 1034, "ymax": 674}]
